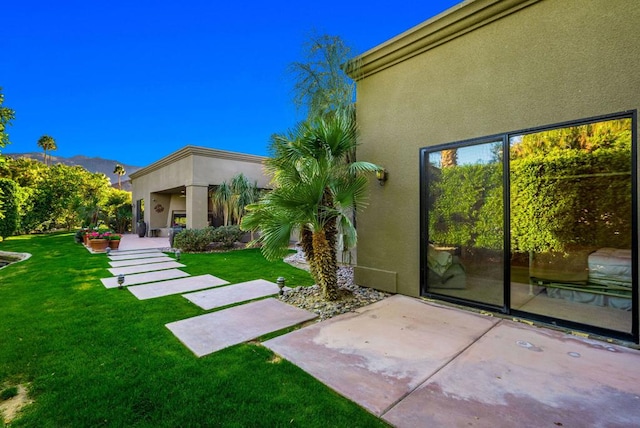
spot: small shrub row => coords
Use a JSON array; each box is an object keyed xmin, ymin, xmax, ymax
[
  {"xmin": 209, "ymin": 225, "xmax": 244, "ymax": 248},
  {"xmin": 173, "ymin": 225, "xmax": 244, "ymax": 252}
]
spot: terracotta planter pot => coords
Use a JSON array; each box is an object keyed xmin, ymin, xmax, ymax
[
  {"xmin": 108, "ymin": 239, "xmax": 121, "ymax": 250},
  {"xmin": 84, "ymin": 234, "xmax": 90, "ymax": 246},
  {"xmin": 89, "ymin": 239, "xmax": 109, "ymax": 252}
]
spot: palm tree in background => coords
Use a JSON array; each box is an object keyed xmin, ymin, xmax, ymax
[
  {"xmin": 210, "ymin": 182, "xmax": 233, "ymax": 226},
  {"xmin": 230, "ymin": 173, "xmax": 260, "ymax": 226},
  {"xmin": 289, "ymin": 33, "xmax": 356, "ymax": 121},
  {"xmin": 37, "ymin": 135, "xmax": 57, "ymax": 166},
  {"xmin": 113, "ymin": 164, "xmax": 126, "ymax": 189}
]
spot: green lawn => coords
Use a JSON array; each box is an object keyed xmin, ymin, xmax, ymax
[{"xmin": 0, "ymin": 233, "xmax": 388, "ymax": 427}]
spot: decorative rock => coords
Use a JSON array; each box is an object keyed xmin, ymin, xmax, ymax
[{"xmin": 279, "ymin": 262, "xmax": 390, "ymax": 321}]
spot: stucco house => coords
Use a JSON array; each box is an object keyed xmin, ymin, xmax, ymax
[
  {"xmin": 350, "ymin": 0, "xmax": 639, "ymax": 342},
  {"xmin": 129, "ymin": 146, "xmax": 269, "ymax": 236}
]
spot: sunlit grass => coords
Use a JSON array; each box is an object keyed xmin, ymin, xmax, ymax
[{"xmin": 0, "ymin": 233, "xmax": 387, "ymax": 427}]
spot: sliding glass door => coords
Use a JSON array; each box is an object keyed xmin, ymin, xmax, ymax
[
  {"xmin": 509, "ymin": 117, "xmax": 635, "ymax": 335},
  {"xmin": 423, "ymin": 139, "xmax": 506, "ymax": 309},
  {"xmin": 421, "ymin": 112, "xmax": 637, "ymax": 341}
]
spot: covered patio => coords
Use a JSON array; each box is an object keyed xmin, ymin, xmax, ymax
[{"xmin": 129, "ymin": 146, "xmax": 269, "ymax": 236}]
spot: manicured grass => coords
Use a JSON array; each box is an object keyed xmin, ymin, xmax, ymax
[
  {"xmin": 0, "ymin": 233, "xmax": 388, "ymax": 427},
  {"xmin": 177, "ymin": 248, "xmax": 315, "ymax": 287}
]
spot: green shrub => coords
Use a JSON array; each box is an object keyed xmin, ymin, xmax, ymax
[
  {"xmin": 210, "ymin": 225, "xmax": 244, "ymax": 248},
  {"xmin": 172, "ymin": 226, "xmax": 245, "ymax": 252},
  {"xmin": 0, "ymin": 178, "xmax": 19, "ymax": 239},
  {"xmin": 173, "ymin": 228, "xmax": 212, "ymax": 252},
  {"xmin": 429, "ymin": 147, "xmax": 631, "ymax": 254}
]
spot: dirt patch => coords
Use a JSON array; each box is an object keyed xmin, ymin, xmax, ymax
[{"xmin": 0, "ymin": 384, "xmax": 33, "ymax": 424}]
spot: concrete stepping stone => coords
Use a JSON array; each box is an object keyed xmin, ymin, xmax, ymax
[
  {"xmin": 100, "ymin": 269, "xmax": 190, "ymax": 289},
  {"xmin": 128, "ymin": 274, "xmax": 229, "ymax": 300},
  {"xmin": 109, "ymin": 252, "xmax": 165, "ymax": 261},
  {"xmin": 183, "ymin": 279, "xmax": 287, "ymax": 310},
  {"xmin": 109, "ymin": 256, "xmax": 174, "ymax": 267},
  {"xmin": 108, "ymin": 261, "xmax": 186, "ymax": 276},
  {"xmin": 166, "ymin": 298, "xmax": 317, "ymax": 357},
  {"xmin": 109, "ymin": 249, "xmax": 163, "ymax": 256}
]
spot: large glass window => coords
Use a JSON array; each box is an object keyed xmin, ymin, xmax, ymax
[
  {"xmin": 509, "ymin": 118, "xmax": 634, "ymax": 335},
  {"xmin": 422, "ymin": 112, "xmax": 637, "ymax": 341},
  {"xmin": 424, "ymin": 140, "xmax": 505, "ymax": 308}
]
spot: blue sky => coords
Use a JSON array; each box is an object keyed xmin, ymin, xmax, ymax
[{"xmin": 2, "ymin": 0, "xmax": 460, "ymax": 166}]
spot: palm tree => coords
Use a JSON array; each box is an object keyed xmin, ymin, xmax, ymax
[
  {"xmin": 440, "ymin": 149, "xmax": 458, "ymax": 168},
  {"xmin": 242, "ymin": 110, "xmax": 379, "ymax": 300},
  {"xmin": 289, "ymin": 33, "xmax": 356, "ymax": 121},
  {"xmin": 210, "ymin": 181, "xmax": 233, "ymax": 226},
  {"xmin": 37, "ymin": 135, "xmax": 57, "ymax": 166},
  {"xmin": 230, "ymin": 173, "xmax": 260, "ymax": 226},
  {"xmin": 113, "ymin": 164, "xmax": 126, "ymax": 189}
]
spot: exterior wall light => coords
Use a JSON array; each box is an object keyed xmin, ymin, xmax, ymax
[{"xmin": 376, "ymin": 168, "xmax": 388, "ymax": 186}]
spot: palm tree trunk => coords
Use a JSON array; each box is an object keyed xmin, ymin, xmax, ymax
[
  {"xmin": 300, "ymin": 226, "xmax": 318, "ymax": 282},
  {"xmin": 321, "ymin": 188, "xmax": 339, "ymax": 269},
  {"xmin": 312, "ymin": 229, "xmax": 339, "ymax": 300}
]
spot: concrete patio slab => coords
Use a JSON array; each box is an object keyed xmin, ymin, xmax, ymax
[
  {"xmin": 128, "ymin": 274, "xmax": 229, "ymax": 300},
  {"xmin": 383, "ymin": 320, "xmax": 640, "ymax": 427},
  {"xmin": 108, "ymin": 261, "xmax": 186, "ymax": 276},
  {"xmin": 109, "ymin": 256, "xmax": 175, "ymax": 267},
  {"xmin": 183, "ymin": 279, "xmax": 286, "ymax": 310},
  {"xmin": 166, "ymin": 298, "xmax": 317, "ymax": 357},
  {"xmin": 116, "ymin": 234, "xmax": 170, "ymax": 251},
  {"xmin": 263, "ymin": 295, "xmax": 499, "ymax": 416},
  {"xmin": 108, "ymin": 252, "xmax": 165, "ymax": 261},
  {"xmin": 100, "ymin": 269, "xmax": 190, "ymax": 289}
]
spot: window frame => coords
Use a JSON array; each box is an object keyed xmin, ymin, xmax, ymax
[{"xmin": 420, "ymin": 110, "xmax": 638, "ymax": 343}]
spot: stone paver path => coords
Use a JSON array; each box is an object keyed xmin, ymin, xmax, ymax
[
  {"xmin": 166, "ymin": 298, "xmax": 317, "ymax": 357},
  {"xmin": 109, "ymin": 256, "xmax": 175, "ymax": 267},
  {"xmin": 109, "ymin": 249, "xmax": 164, "ymax": 256},
  {"xmin": 108, "ymin": 252, "xmax": 166, "ymax": 261},
  {"xmin": 108, "ymin": 261, "xmax": 186, "ymax": 276},
  {"xmin": 128, "ymin": 274, "xmax": 229, "ymax": 300},
  {"xmin": 101, "ymin": 269, "xmax": 190, "ymax": 288},
  {"xmin": 97, "ymin": 247, "xmax": 315, "ymax": 364},
  {"xmin": 183, "ymin": 279, "xmax": 288, "ymax": 310}
]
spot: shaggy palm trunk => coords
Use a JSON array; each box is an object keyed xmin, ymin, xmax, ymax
[
  {"xmin": 299, "ymin": 226, "xmax": 318, "ymax": 282},
  {"xmin": 312, "ymin": 229, "xmax": 339, "ymax": 300},
  {"xmin": 321, "ymin": 188, "xmax": 339, "ymax": 266}
]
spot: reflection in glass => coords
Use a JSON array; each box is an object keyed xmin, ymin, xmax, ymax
[
  {"xmin": 509, "ymin": 118, "xmax": 633, "ymax": 333},
  {"xmin": 426, "ymin": 141, "xmax": 504, "ymax": 307}
]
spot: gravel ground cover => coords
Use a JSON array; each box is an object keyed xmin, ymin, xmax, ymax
[{"xmin": 282, "ymin": 248, "xmax": 390, "ymax": 321}]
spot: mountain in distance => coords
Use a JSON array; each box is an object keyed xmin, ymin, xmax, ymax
[{"xmin": 4, "ymin": 152, "xmax": 141, "ymax": 191}]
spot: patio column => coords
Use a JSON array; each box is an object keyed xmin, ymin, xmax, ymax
[{"xmin": 185, "ymin": 184, "xmax": 209, "ymax": 229}]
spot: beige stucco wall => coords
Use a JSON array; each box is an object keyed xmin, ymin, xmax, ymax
[
  {"xmin": 353, "ymin": 0, "xmax": 640, "ymax": 297},
  {"xmin": 130, "ymin": 146, "xmax": 269, "ymax": 233}
]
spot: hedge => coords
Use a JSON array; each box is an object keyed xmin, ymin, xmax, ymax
[
  {"xmin": 428, "ymin": 147, "xmax": 631, "ymax": 253},
  {"xmin": 0, "ymin": 178, "xmax": 19, "ymax": 239}
]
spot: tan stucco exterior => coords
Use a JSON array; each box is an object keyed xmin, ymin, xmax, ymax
[
  {"xmin": 351, "ymin": 0, "xmax": 639, "ymax": 298},
  {"xmin": 130, "ymin": 146, "xmax": 269, "ymax": 235}
]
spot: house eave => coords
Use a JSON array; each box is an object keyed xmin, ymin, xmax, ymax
[
  {"xmin": 129, "ymin": 145, "xmax": 267, "ymax": 179},
  {"xmin": 347, "ymin": 0, "xmax": 542, "ymax": 80}
]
